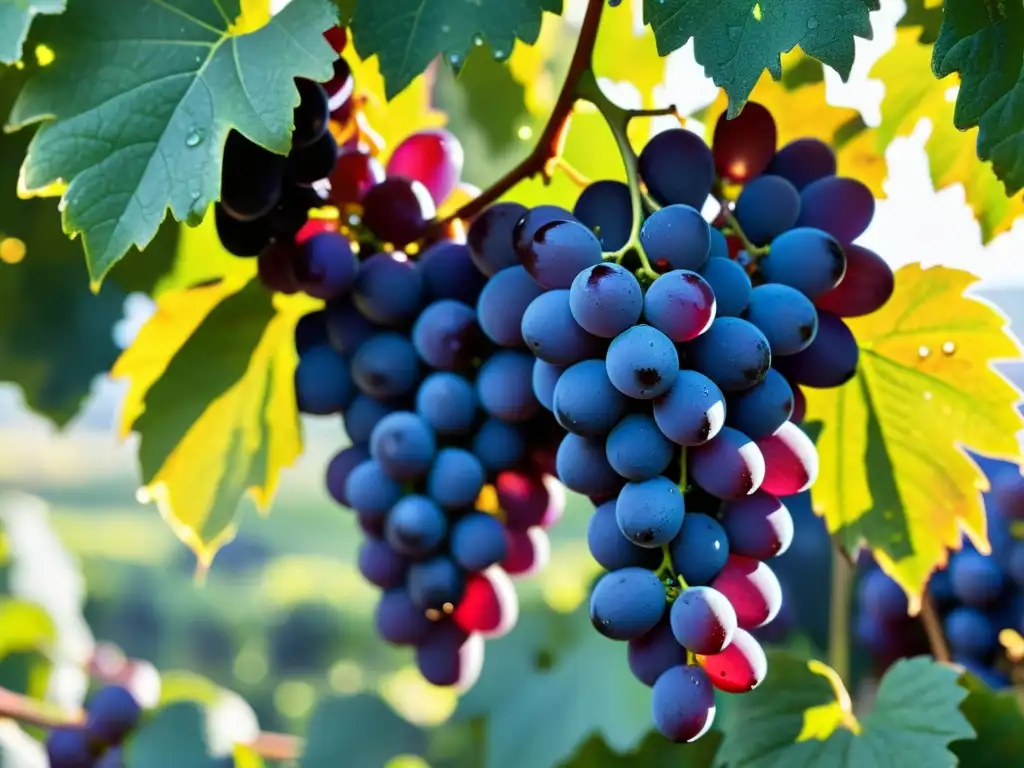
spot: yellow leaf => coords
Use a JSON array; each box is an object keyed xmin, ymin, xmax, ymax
[
  {"xmin": 112, "ymin": 279, "xmax": 312, "ymax": 567},
  {"xmin": 874, "ymin": 28, "xmax": 1024, "ymax": 241},
  {"xmin": 0, "ymin": 599, "xmax": 54, "ymax": 658},
  {"xmin": 152, "ymin": 207, "xmax": 256, "ymax": 298},
  {"xmin": 594, "ymin": 0, "xmax": 666, "ymax": 104},
  {"xmin": 705, "ymin": 70, "xmax": 887, "ymax": 197},
  {"xmin": 230, "ymin": 0, "xmax": 273, "ymax": 34},
  {"xmin": 805, "ymin": 265, "xmax": 1024, "ymax": 612},
  {"xmin": 507, "ymin": 14, "xmax": 571, "ymax": 117}
]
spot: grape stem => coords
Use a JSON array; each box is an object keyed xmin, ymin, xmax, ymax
[
  {"xmin": 828, "ymin": 540, "xmax": 854, "ymax": 684},
  {"xmin": 919, "ymin": 588, "xmax": 952, "ymax": 663}
]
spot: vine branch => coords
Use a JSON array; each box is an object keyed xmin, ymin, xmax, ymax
[{"xmin": 919, "ymin": 589, "xmax": 951, "ymax": 664}]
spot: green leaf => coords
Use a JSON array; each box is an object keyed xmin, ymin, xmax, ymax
[
  {"xmin": 643, "ymin": 0, "xmax": 879, "ymax": 117},
  {"xmin": 124, "ymin": 702, "xmax": 224, "ymax": 768},
  {"xmin": 951, "ymin": 672, "xmax": 1024, "ymax": 765},
  {"xmin": 932, "ymin": 0, "xmax": 1024, "ymax": 195},
  {"xmin": 300, "ymin": 695, "xmax": 426, "ymax": 768},
  {"xmin": 0, "ymin": 0, "xmax": 65, "ymax": 65},
  {"xmin": 0, "ymin": 599, "xmax": 53, "ymax": 659},
  {"xmin": 715, "ymin": 654, "xmax": 974, "ymax": 767},
  {"xmin": 456, "ymin": 606, "xmax": 652, "ymax": 768},
  {"xmin": 7, "ymin": 0, "xmax": 338, "ymax": 284},
  {"xmin": 351, "ymin": 0, "xmax": 562, "ymax": 100},
  {"xmin": 560, "ymin": 730, "xmax": 722, "ymax": 767}
]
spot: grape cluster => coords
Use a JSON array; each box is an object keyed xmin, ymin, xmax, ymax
[
  {"xmin": 500, "ymin": 103, "xmax": 894, "ymax": 742},
  {"xmin": 856, "ymin": 456, "xmax": 1024, "ymax": 688},
  {"xmin": 45, "ymin": 685, "xmax": 147, "ymax": 768}
]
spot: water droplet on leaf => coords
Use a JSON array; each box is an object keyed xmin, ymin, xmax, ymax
[
  {"xmin": 185, "ymin": 130, "xmax": 203, "ymax": 148},
  {"xmin": 917, "ymin": 345, "xmax": 930, "ymax": 359},
  {"xmin": 941, "ymin": 341, "xmax": 956, "ymax": 355},
  {"xmin": 807, "ymin": 18, "xmax": 819, "ymax": 29}
]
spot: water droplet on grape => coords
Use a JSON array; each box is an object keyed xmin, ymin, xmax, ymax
[
  {"xmin": 807, "ymin": 18, "xmax": 819, "ymax": 29},
  {"xmin": 917, "ymin": 345, "xmax": 930, "ymax": 359},
  {"xmin": 941, "ymin": 341, "xmax": 956, "ymax": 355},
  {"xmin": 185, "ymin": 130, "xmax": 203, "ymax": 148}
]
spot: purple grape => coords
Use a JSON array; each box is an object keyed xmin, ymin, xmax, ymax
[
  {"xmin": 628, "ymin": 618, "xmax": 690, "ymax": 687},
  {"xmin": 689, "ymin": 426, "xmax": 765, "ymax": 499},
  {"xmin": 669, "ymin": 586, "xmax": 737, "ymax": 654},
  {"xmin": 720, "ymin": 491, "xmax": 794, "ymax": 559},
  {"xmin": 569, "ymin": 262, "xmax": 643, "ymax": 338},
  {"xmin": 639, "ymin": 204, "xmax": 711, "ymax": 272},
  {"xmin": 652, "ymin": 369, "xmax": 727, "ymax": 446},
  {"xmin": 519, "ymin": 219, "xmax": 603, "ymax": 289},
  {"xmin": 643, "ymin": 270, "xmax": 717, "ymax": 342}
]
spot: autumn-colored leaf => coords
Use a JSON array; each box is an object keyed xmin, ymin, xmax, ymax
[
  {"xmin": 875, "ymin": 27, "xmax": 1024, "ymax": 242},
  {"xmin": 112, "ymin": 278, "xmax": 314, "ymax": 567},
  {"xmin": 805, "ymin": 265, "xmax": 1023, "ymax": 611}
]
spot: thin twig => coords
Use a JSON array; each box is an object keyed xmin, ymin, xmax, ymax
[{"xmin": 919, "ymin": 590, "xmax": 952, "ymax": 663}]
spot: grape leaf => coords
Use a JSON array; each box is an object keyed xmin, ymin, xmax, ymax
[
  {"xmin": 0, "ymin": 599, "xmax": 53, "ymax": 659},
  {"xmin": 932, "ymin": 0, "xmax": 1024, "ymax": 195},
  {"xmin": 6, "ymin": 0, "xmax": 338, "ymax": 285},
  {"xmin": 715, "ymin": 654, "xmax": 974, "ymax": 767},
  {"xmin": 952, "ymin": 672, "xmax": 1024, "ymax": 765},
  {"xmin": 124, "ymin": 702, "xmax": 225, "ymax": 768},
  {"xmin": 300, "ymin": 695, "xmax": 426, "ymax": 768},
  {"xmin": 456, "ymin": 606, "xmax": 652, "ymax": 768},
  {"xmin": 877, "ymin": 27, "xmax": 1024, "ymax": 241},
  {"xmin": 350, "ymin": 0, "xmax": 562, "ymax": 100},
  {"xmin": 561, "ymin": 730, "xmax": 722, "ymax": 767},
  {"xmin": 804, "ymin": 265, "xmax": 1024, "ymax": 611},
  {"xmin": 111, "ymin": 276, "xmax": 311, "ymax": 567},
  {"xmin": 0, "ymin": 0, "xmax": 65, "ymax": 65},
  {"xmin": 643, "ymin": 0, "xmax": 880, "ymax": 117}
]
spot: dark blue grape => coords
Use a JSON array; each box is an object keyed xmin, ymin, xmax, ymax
[
  {"xmin": 650, "ymin": 665, "xmax": 716, "ymax": 742},
  {"xmin": 476, "ymin": 350, "xmax": 540, "ymax": 422},
  {"xmin": 415, "ymin": 621, "xmax": 482, "ymax": 687},
  {"xmin": 552, "ymin": 359, "xmax": 626, "ymax": 436},
  {"xmin": 295, "ymin": 345, "xmax": 353, "ymax": 415},
  {"xmin": 412, "ymin": 299, "xmax": 485, "ymax": 370},
  {"xmin": 857, "ymin": 568, "xmax": 908, "ymax": 623},
  {"xmin": 513, "ymin": 205, "xmax": 580, "ymax": 256},
  {"xmin": 734, "ymin": 175, "xmax": 801, "ymax": 246},
  {"xmin": 639, "ymin": 204, "xmax": 711, "ymax": 273},
  {"xmin": 720, "ymin": 491, "xmax": 793, "ymax": 559},
  {"xmin": 627, "ymin": 617, "xmax": 690, "ymax": 687},
  {"xmin": 688, "ymin": 317, "xmax": 770, "ymax": 392},
  {"xmin": 295, "ymin": 310, "xmax": 329, "ymax": 354},
  {"xmin": 606, "ymin": 325, "xmax": 679, "ymax": 399},
  {"xmin": 573, "ymin": 180, "xmax": 633, "ymax": 251},
  {"xmin": 669, "ymin": 513, "xmax": 729, "ymax": 585},
  {"xmin": 587, "ymin": 500, "xmax": 662, "ymax": 571},
  {"xmin": 616, "ymin": 476, "xmax": 685, "ymax": 548},
  {"xmin": 370, "ymin": 411, "xmax": 436, "ymax": 480},
  {"xmin": 944, "ymin": 606, "xmax": 998, "ymax": 659},
  {"xmin": 521, "ymin": 289, "xmax": 604, "ymax": 365},
  {"xmin": 669, "ymin": 586, "xmax": 736, "ymax": 654},
  {"xmin": 589, "ymin": 567, "xmax": 666, "ymax": 640},
  {"xmin": 698, "ymin": 256, "xmax": 751, "ymax": 317},
  {"xmin": 638, "ymin": 129, "xmax": 714, "ymax": 209},
  {"xmin": 408, "ymin": 557, "xmax": 466, "ymax": 610},
  {"xmin": 760, "ymin": 228, "xmax": 846, "ymax": 299},
  {"xmin": 451, "ymin": 512, "xmax": 509, "ymax": 572},
  {"xmin": 46, "ymin": 728, "xmax": 96, "ymax": 768},
  {"xmin": 556, "ymin": 433, "xmax": 624, "ymax": 497},
  {"xmin": 376, "ymin": 588, "xmax": 432, "ymax": 645},
  {"xmin": 744, "ymin": 283, "xmax": 819, "ymax": 356},
  {"xmin": 416, "ymin": 372, "xmax": 478, "ymax": 435},
  {"xmin": 689, "ymin": 427, "xmax": 765, "ymax": 499},
  {"xmin": 96, "ymin": 747, "xmax": 126, "ymax": 768},
  {"xmin": 324, "ymin": 298, "xmax": 380, "ymax": 354},
  {"xmin": 477, "ymin": 266, "xmax": 544, "ymax": 347},
  {"xmin": 325, "ymin": 445, "xmax": 369, "ymax": 506},
  {"xmin": 766, "ymin": 138, "xmax": 837, "ymax": 190},
  {"xmin": 467, "ymin": 201, "xmax": 528, "ymax": 276},
  {"xmin": 773, "ymin": 310, "xmax": 858, "ymax": 389},
  {"xmin": 352, "ymin": 252, "xmax": 424, "ymax": 325},
  {"xmin": 519, "ymin": 218, "xmax": 603, "ymax": 289},
  {"xmin": 220, "ymin": 132, "xmax": 285, "ymax": 221},
  {"xmin": 726, "ymin": 368, "xmax": 794, "ymax": 440},
  {"xmin": 569, "ymin": 262, "xmax": 643, "ymax": 338},
  {"xmin": 358, "ymin": 538, "xmax": 410, "ymax": 589},
  {"xmin": 532, "ymin": 360, "xmax": 565, "ymax": 411},
  {"xmin": 949, "ymin": 551, "xmax": 1005, "ymax": 607},
  {"xmin": 385, "ymin": 495, "xmax": 448, "ymax": 556},
  {"xmin": 350, "ymin": 332, "xmax": 420, "ymax": 399},
  {"xmin": 294, "ymin": 232, "xmax": 358, "ymax": 299},
  {"xmin": 473, "ymin": 419, "xmax": 526, "ymax": 473},
  {"xmin": 427, "ymin": 448, "xmax": 485, "ymax": 509},
  {"xmin": 606, "ymin": 413, "xmax": 673, "ymax": 481},
  {"xmin": 345, "ymin": 460, "xmax": 403, "ymax": 521},
  {"xmin": 797, "ymin": 176, "xmax": 875, "ymax": 243},
  {"xmin": 85, "ymin": 685, "xmax": 142, "ymax": 747},
  {"xmin": 344, "ymin": 395, "xmax": 397, "ymax": 444},
  {"xmin": 652, "ymin": 369, "xmax": 726, "ymax": 447},
  {"xmin": 419, "ymin": 240, "xmax": 488, "ymax": 304}
]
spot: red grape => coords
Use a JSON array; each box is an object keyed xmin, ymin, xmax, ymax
[
  {"xmin": 323, "ymin": 26, "xmax": 347, "ymax": 54},
  {"xmin": 360, "ymin": 177, "xmax": 436, "ymax": 246},
  {"xmin": 710, "ymin": 554, "xmax": 782, "ymax": 629},
  {"xmin": 502, "ymin": 527, "xmax": 550, "ymax": 577},
  {"xmin": 257, "ymin": 241, "xmax": 300, "ymax": 294},
  {"xmin": 756, "ymin": 420, "xmax": 819, "ymax": 496},
  {"xmin": 696, "ymin": 628, "xmax": 767, "ymax": 693},
  {"xmin": 712, "ymin": 102, "xmax": 777, "ymax": 183},
  {"xmin": 453, "ymin": 567, "xmax": 519, "ymax": 638},
  {"xmin": 386, "ymin": 128, "xmax": 464, "ymax": 207},
  {"xmin": 329, "ymin": 149, "xmax": 386, "ymax": 206},
  {"xmin": 814, "ymin": 243, "xmax": 894, "ymax": 317},
  {"xmin": 323, "ymin": 58, "xmax": 355, "ymax": 122}
]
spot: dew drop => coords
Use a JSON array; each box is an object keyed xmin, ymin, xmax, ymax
[
  {"xmin": 941, "ymin": 341, "xmax": 956, "ymax": 355},
  {"xmin": 923, "ymin": 391, "xmax": 933, "ymax": 401},
  {"xmin": 807, "ymin": 18, "xmax": 819, "ymax": 29},
  {"xmin": 185, "ymin": 129, "xmax": 203, "ymax": 148},
  {"xmin": 492, "ymin": 48, "xmax": 509, "ymax": 61},
  {"xmin": 472, "ymin": 34, "xmax": 485, "ymax": 47},
  {"xmin": 448, "ymin": 52, "xmax": 464, "ymax": 69},
  {"xmin": 917, "ymin": 345, "xmax": 930, "ymax": 359},
  {"xmin": 440, "ymin": 24, "xmax": 451, "ymax": 33}
]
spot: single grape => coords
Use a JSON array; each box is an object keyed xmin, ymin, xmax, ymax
[
  {"xmin": 734, "ymin": 175, "xmax": 801, "ymax": 246},
  {"xmin": 267, "ymin": 182, "xmax": 323, "ymax": 240},
  {"xmin": 712, "ymin": 102, "xmax": 777, "ymax": 182},
  {"xmin": 292, "ymin": 78, "xmax": 330, "ymax": 149},
  {"xmin": 814, "ymin": 243, "xmax": 894, "ymax": 318},
  {"xmin": 477, "ymin": 266, "xmax": 544, "ymax": 347},
  {"xmin": 220, "ymin": 131, "xmax": 285, "ymax": 221},
  {"xmin": 689, "ymin": 427, "xmax": 765, "ymax": 499},
  {"xmin": 416, "ymin": 621, "xmax": 485, "ymax": 689},
  {"xmin": 773, "ymin": 310, "xmax": 858, "ymax": 388},
  {"xmin": 477, "ymin": 350, "xmax": 540, "ymax": 422},
  {"xmin": 720, "ymin": 491, "xmax": 794, "ymax": 559},
  {"xmin": 556, "ymin": 433, "xmax": 624, "ymax": 497},
  {"xmin": 858, "ymin": 568, "xmax": 909, "ymax": 623},
  {"xmin": 419, "ymin": 240, "xmax": 488, "ymax": 305},
  {"xmin": 325, "ymin": 445, "xmax": 369, "ymax": 506},
  {"xmin": 639, "ymin": 204, "xmax": 712, "ymax": 273},
  {"xmin": 606, "ymin": 325, "xmax": 679, "ymax": 399},
  {"xmin": 643, "ymin": 270, "xmax": 716, "ymax": 342},
  {"xmin": 587, "ymin": 500, "xmax": 663, "ymax": 571},
  {"xmin": 628, "ymin": 618, "xmax": 691, "ymax": 687},
  {"xmin": 638, "ymin": 129, "xmax": 715, "ymax": 209},
  {"xmin": 324, "ymin": 57, "xmax": 355, "ymax": 120},
  {"xmin": 453, "ymin": 568, "xmax": 519, "ymax": 638},
  {"xmin": 698, "ymin": 255, "xmax": 751, "ymax": 317},
  {"xmin": 652, "ymin": 369, "xmax": 727, "ymax": 446},
  {"xmin": 573, "ymin": 180, "xmax": 633, "ymax": 250},
  {"xmin": 496, "ymin": 471, "xmax": 561, "ymax": 530},
  {"xmin": 323, "ymin": 25, "xmax": 348, "ymax": 53},
  {"xmin": 552, "ymin": 359, "xmax": 626, "ymax": 436},
  {"xmin": 427, "ymin": 448, "xmax": 485, "ymax": 509},
  {"xmin": 696, "ymin": 628, "xmax": 767, "ymax": 693},
  {"xmin": 513, "ymin": 205, "xmax": 580, "ymax": 255},
  {"xmin": 258, "ymin": 241, "xmax": 300, "ymax": 294},
  {"xmin": 726, "ymin": 368, "xmax": 794, "ymax": 439},
  {"xmin": 416, "ymin": 372, "xmax": 478, "ymax": 435},
  {"xmin": 412, "ymin": 300, "xmax": 485, "ymax": 371},
  {"xmin": 503, "ymin": 526, "xmax": 551, "ymax": 577},
  {"xmin": 46, "ymin": 728, "xmax": 96, "ymax": 768},
  {"xmin": 467, "ymin": 202, "xmax": 529, "ymax": 276},
  {"xmin": 944, "ymin": 606, "xmax": 998, "ymax": 659},
  {"xmin": 668, "ymin": 513, "xmax": 730, "ymax": 585},
  {"xmin": 324, "ymin": 298, "xmax": 380, "ymax": 354},
  {"xmin": 521, "ymin": 289, "xmax": 604, "ymax": 365},
  {"xmin": 569, "ymin": 263, "xmax": 644, "ymax": 338},
  {"xmin": 650, "ymin": 665, "xmax": 717, "ymax": 742},
  {"xmin": 766, "ymin": 138, "xmax": 837, "ymax": 190},
  {"xmin": 385, "ymin": 495, "xmax": 448, "ymax": 556},
  {"xmin": 408, "ymin": 556, "xmax": 466, "ymax": 610},
  {"xmin": 352, "ymin": 252, "xmax": 424, "ymax": 325},
  {"xmin": 615, "ymin": 476, "xmax": 685, "ymax": 548},
  {"xmin": 361, "ymin": 177, "xmax": 436, "ymax": 246},
  {"xmin": 756, "ymin": 421, "xmax": 819, "ymax": 496},
  {"xmin": 711, "ymin": 554, "xmax": 782, "ymax": 629},
  {"xmin": 688, "ymin": 317, "xmax": 771, "ymax": 392},
  {"xmin": 295, "ymin": 345, "xmax": 353, "ymax": 415},
  {"xmin": 949, "ymin": 551, "xmax": 1005, "ymax": 607},
  {"xmin": 329, "ymin": 149, "xmax": 386, "ymax": 206},
  {"xmin": 293, "ymin": 232, "xmax": 358, "ymax": 300},
  {"xmin": 473, "ymin": 419, "xmax": 526, "ymax": 473},
  {"xmin": 215, "ymin": 205, "xmax": 272, "ymax": 257},
  {"xmin": 370, "ymin": 411, "xmax": 436, "ymax": 480},
  {"xmin": 450, "ymin": 512, "xmax": 508, "ymax": 572},
  {"xmin": 294, "ymin": 310, "xmax": 329, "ymax": 353},
  {"xmin": 761, "ymin": 227, "xmax": 847, "ymax": 298},
  {"xmin": 606, "ymin": 413, "xmax": 673, "ymax": 481},
  {"xmin": 743, "ymin": 283, "xmax": 819, "ymax": 356},
  {"xmin": 358, "ymin": 538, "xmax": 410, "ymax": 590},
  {"xmin": 589, "ymin": 567, "xmax": 667, "ymax": 640},
  {"xmin": 85, "ymin": 685, "xmax": 142, "ymax": 746},
  {"xmin": 375, "ymin": 588, "xmax": 432, "ymax": 645},
  {"xmin": 532, "ymin": 360, "xmax": 565, "ymax": 411},
  {"xmin": 289, "ymin": 130, "xmax": 339, "ymax": 185},
  {"xmin": 386, "ymin": 128, "xmax": 464, "ymax": 206},
  {"xmin": 519, "ymin": 219, "xmax": 603, "ymax": 290},
  {"xmin": 345, "ymin": 460, "xmax": 403, "ymax": 521},
  {"xmin": 344, "ymin": 395, "xmax": 396, "ymax": 445},
  {"xmin": 669, "ymin": 586, "xmax": 737, "ymax": 654},
  {"xmin": 797, "ymin": 176, "xmax": 875, "ymax": 243},
  {"xmin": 350, "ymin": 332, "xmax": 420, "ymax": 399}
]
